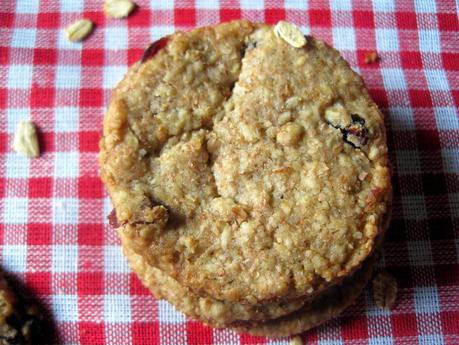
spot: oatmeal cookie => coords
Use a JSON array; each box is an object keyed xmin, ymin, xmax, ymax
[
  {"xmin": 121, "ymin": 230, "xmax": 375, "ymax": 335},
  {"xmin": 100, "ymin": 20, "xmax": 391, "ymax": 305}
]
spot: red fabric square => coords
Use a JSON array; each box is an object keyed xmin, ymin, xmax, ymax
[
  {"xmin": 128, "ymin": 48, "xmax": 144, "ymax": 66},
  {"xmin": 0, "ymin": 178, "xmax": 4, "ymax": 199},
  {"xmin": 341, "ymin": 316, "xmax": 368, "ymax": 339},
  {"xmin": 422, "ymin": 173, "xmax": 447, "ymax": 195},
  {"xmin": 175, "ymin": 8, "xmax": 196, "ymax": 27},
  {"xmin": 309, "ymin": 9, "xmax": 331, "ymax": 27},
  {"xmin": 400, "ymin": 51, "xmax": 423, "ymax": 69},
  {"xmin": 77, "ymin": 272, "xmax": 104, "ymax": 295},
  {"xmin": 33, "ymin": 48, "xmax": 57, "ymax": 65},
  {"xmin": 78, "ymin": 176, "xmax": 103, "ymax": 199},
  {"xmin": 0, "ymin": 12, "xmax": 14, "ymax": 27},
  {"xmin": 78, "ymin": 224, "xmax": 104, "ymax": 246},
  {"xmin": 369, "ymin": 88, "xmax": 389, "ymax": 108},
  {"xmin": 220, "ymin": 9, "xmax": 241, "ymax": 22},
  {"xmin": 416, "ymin": 129, "xmax": 440, "ymax": 150},
  {"xmin": 442, "ymin": 52, "xmax": 459, "ymax": 70},
  {"xmin": 30, "ymin": 86, "xmax": 55, "ymax": 107},
  {"xmin": 26, "ymin": 272, "xmax": 51, "ymax": 295},
  {"xmin": 81, "ymin": 49, "xmax": 105, "ymax": 66},
  {"xmin": 39, "ymin": 131, "xmax": 54, "ymax": 153},
  {"xmin": 441, "ymin": 311, "xmax": 459, "ymax": 335},
  {"xmin": 28, "ymin": 177, "xmax": 52, "ymax": 198},
  {"xmin": 391, "ymin": 313, "xmax": 418, "ymax": 337},
  {"xmin": 79, "ymin": 322, "xmax": 105, "ymax": 345},
  {"xmin": 409, "ymin": 89, "xmax": 433, "ymax": 107},
  {"xmin": 264, "ymin": 8, "xmax": 285, "ymax": 24},
  {"xmin": 435, "ymin": 264, "xmax": 459, "ymax": 286},
  {"xmin": 428, "ymin": 218, "xmax": 455, "ymax": 240},
  {"xmin": 0, "ymin": 47, "xmax": 9, "ymax": 64},
  {"xmin": 437, "ymin": 13, "xmax": 459, "ymax": 31},
  {"xmin": 79, "ymin": 131, "xmax": 100, "ymax": 153},
  {"xmin": 128, "ymin": 8, "xmax": 151, "ymax": 27},
  {"xmin": 27, "ymin": 224, "xmax": 52, "ymax": 245},
  {"xmin": 186, "ymin": 321, "xmax": 213, "ymax": 345},
  {"xmin": 130, "ymin": 273, "xmax": 150, "ymax": 295},
  {"xmin": 80, "ymin": 88, "xmax": 103, "ymax": 107},
  {"xmin": 0, "ymin": 132, "xmax": 6, "ymax": 154},
  {"xmin": 37, "ymin": 12, "xmax": 60, "ymax": 29},
  {"xmin": 239, "ymin": 333, "xmax": 267, "ymax": 344},
  {"xmin": 132, "ymin": 322, "xmax": 160, "ymax": 345},
  {"xmin": 353, "ymin": 11, "xmax": 375, "ymax": 28},
  {"xmin": 395, "ymin": 11, "xmax": 418, "ymax": 30}
]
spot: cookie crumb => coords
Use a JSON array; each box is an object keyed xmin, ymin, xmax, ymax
[
  {"xmin": 364, "ymin": 51, "xmax": 379, "ymax": 64},
  {"xmin": 372, "ymin": 270, "xmax": 397, "ymax": 310},
  {"xmin": 290, "ymin": 336, "xmax": 303, "ymax": 345}
]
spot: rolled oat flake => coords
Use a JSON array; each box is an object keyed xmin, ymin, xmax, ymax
[
  {"xmin": 13, "ymin": 120, "xmax": 39, "ymax": 158},
  {"xmin": 65, "ymin": 19, "xmax": 94, "ymax": 42},
  {"xmin": 104, "ymin": 0, "xmax": 136, "ymax": 19},
  {"xmin": 274, "ymin": 21, "xmax": 306, "ymax": 48}
]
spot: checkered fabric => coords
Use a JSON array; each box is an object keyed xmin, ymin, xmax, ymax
[{"xmin": 0, "ymin": 0, "xmax": 458, "ymax": 344}]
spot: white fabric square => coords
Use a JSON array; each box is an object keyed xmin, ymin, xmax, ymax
[
  {"xmin": 103, "ymin": 66, "xmax": 127, "ymax": 89},
  {"xmin": 16, "ymin": 0, "xmax": 39, "ymax": 13},
  {"xmin": 6, "ymin": 153, "xmax": 30, "ymax": 178},
  {"xmin": 7, "ymin": 108, "xmax": 29, "ymax": 133},
  {"xmin": 329, "ymin": 0, "xmax": 352, "ymax": 11},
  {"xmin": 54, "ymin": 152, "xmax": 79, "ymax": 178},
  {"xmin": 332, "ymin": 27, "xmax": 356, "ymax": 51},
  {"xmin": 8, "ymin": 65, "xmax": 33, "ymax": 89},
  {"xmin": 104, "ymin": 295, "xmax": 132, "ymax": 323},
  {"xmin": 52, "ymin": 245, "xmax": 78, "ymax": 272},
  {"xmin": 2, "ymin": 245, "xmax": 27, "ymax": 273},
  {"xmin": 52, "ymin": 198, "xmax": 79, "ymax": 225},
  {"xmin": 389, "ymin": 107, "xmax": 415, "ymax": 130},
  {"xmin": 104, "ymin": 246, "xmax": 130, "ymax": 273},
  {"xmin": 52, "ymin": 295, "xmax": 78, "ymax": 322},
  {"xmin": 376, "ymin": 28, "xmax": 399, "ymax": 52},
  {"xmin": 3, "ymin": 198, "xmax": 28, "ymax": 224},
  {"xmin": 415, "ymin": 287, "xmax": 440, "ymax": 313},
  {"xmin": 373, "ymin": 0, "xmax": 395, "ymax": 12},
  {"xmin": 196, "ymin": 0, "xmax": 220, "ymax": 9},
  {"xmin": 419, "ymin": 30, "xmax": 441, "ymax": 53},
  {"xmin": 104, "ymin": 198, "xmax": 113, "ymax": 225},
  {"xmin": 55, "ymin": 65, "xmax": 81, "ymax": 89},
  {"xmin": 435, "ymin": 107, "xmax": 459, "ymax": 130},
  {"xmin": 382, "ymin": 68, "xmax": 407, "ymax": 90},
  {"xmin": 425, "ymin": 69, "xmax": 449, "ymax": 91},
  {"xmin": 60, "ymin": 0, "xmax": 84, "ymax": 12},
  {"xmin": 104, "ymin": 27, "xmax": 128, "ymax": 50},
  {"xmin": 158, "ymin": 300, "xmax": 186, "ymax": 323},
  {"xmin": 240, "ymin": 0, "xmax": 264, "ymax": 10},
  {"xmin": 408, "ymin": 241, "xmax": 433, "ymax": 266},
  {"xmin": 11, "ymin": 28, "xmax": 36, "ymax": 48},
  {"xmin": 150, "ymin": 25, "xmax": 175, "ymax": 41},
  {"xmin": 418, "ymin": 335, "xmax": 444, "ymax": 344},
  {"xmin": 369, "ymin": 338, "xmax": 394, "ymax": 345},
  {"xmin": 284, "ymin": 0, "xmax": 308, "ymax": 10},
  {"xmin": 402, "ymin": 195, "xmax": 427, "ymax": 220},
  {"xmin": 441, "ymin": 149, "xmax": 459, "ymax": 173},
  {"xmin": 150, "ymin": 0, "xmax": 174, "ymax": 9},
  {"xmin": 55, "ymin": 107, "xmax": 79, "ymax": 132},
  {"xmin": 414, "ymin": 0, "xmax": 437, "ymax": 13}
]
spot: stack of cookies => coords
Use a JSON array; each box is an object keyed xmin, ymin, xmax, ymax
[{"xmin": 99, "ymin": 20, "xmax": 392, "ymax": 337}]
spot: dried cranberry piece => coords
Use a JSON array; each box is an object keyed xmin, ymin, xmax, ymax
[
  {"xmin": 140, "ymin": 36, "xmax": 169, "ymax": 63},
  {"xmin": 108, "ymin": 209, "xmax": 120, "ymax": 228}
]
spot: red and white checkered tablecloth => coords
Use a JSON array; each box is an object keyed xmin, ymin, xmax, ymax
[{"xmin": 1, "ymin": 0, "xmax": 458, "ymax": 344}]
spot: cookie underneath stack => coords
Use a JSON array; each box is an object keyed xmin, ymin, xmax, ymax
[{"xmin": 99, "ymin": 20, "xmax": 392, "ymax": 337}]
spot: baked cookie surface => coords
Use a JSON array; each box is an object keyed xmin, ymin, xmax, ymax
[{"xmin": 100, "ymin": 20, "xmax": 391, "ymax": 305}]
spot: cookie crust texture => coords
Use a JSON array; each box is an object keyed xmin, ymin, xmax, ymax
[{"xmin": 99, "ymin": 20, "xmax": 391, "ymax": 305}]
